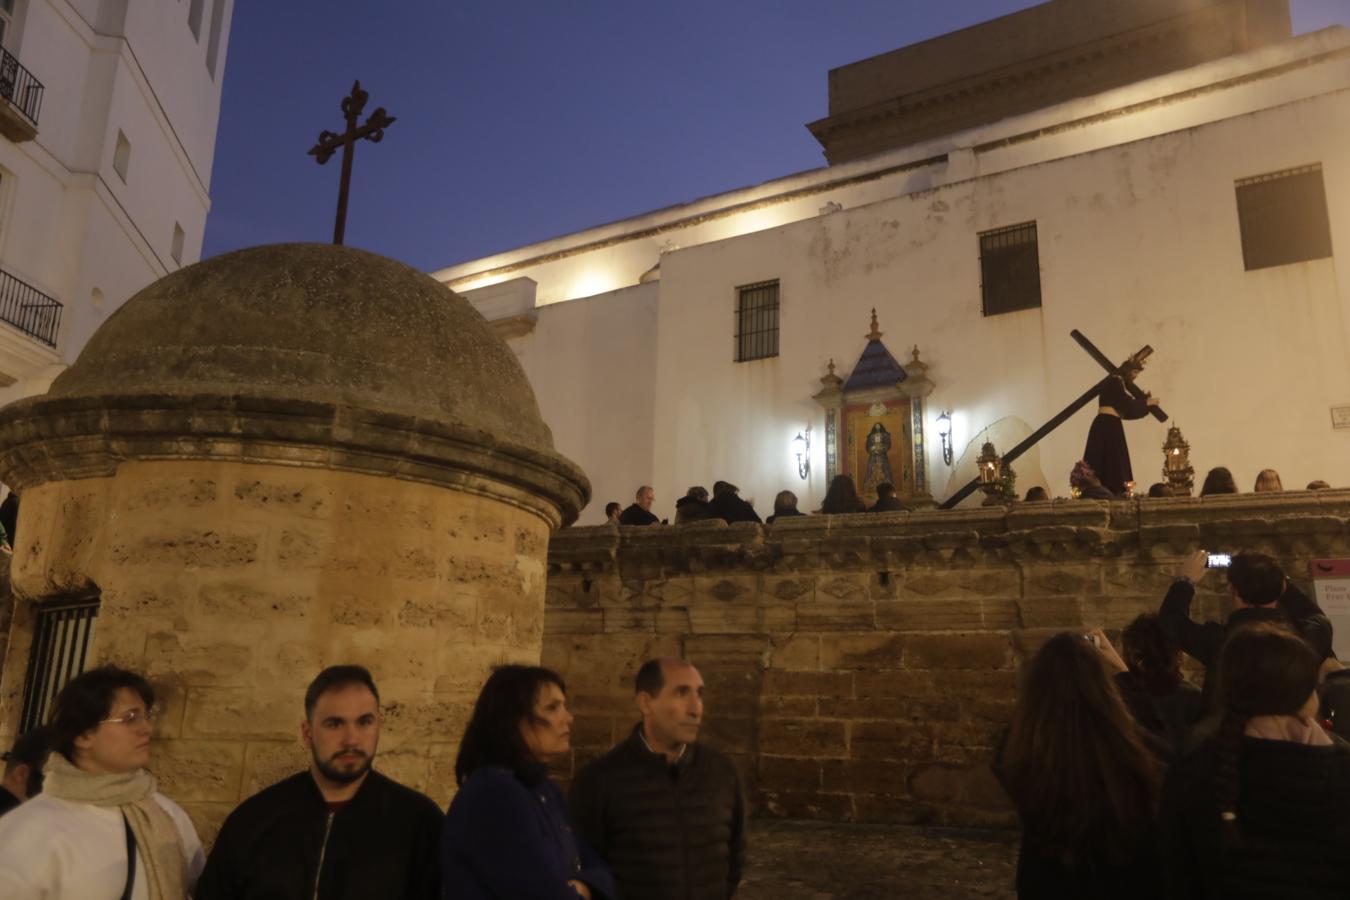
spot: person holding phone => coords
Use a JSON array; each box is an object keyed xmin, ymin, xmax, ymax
[{"xmin": 1158, "ymin": 550, "xmax": 1333, "ymax": 706}]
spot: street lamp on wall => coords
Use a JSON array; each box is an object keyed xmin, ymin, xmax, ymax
[
  {"xmin": 793, "ymin": 427, "xmax": 811, "ymax": 480},
  {"xmin": 936, "ymin": 411, "xmax": 953, "ymax": 466}
]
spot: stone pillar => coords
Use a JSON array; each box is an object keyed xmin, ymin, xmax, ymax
[
  {"xmin": 0, "ymin": 244, "xmax": 589, "ymax": 842},
  {"xmin": 900, "ymin": 346, "xmax": 936, "ymax": 507}
]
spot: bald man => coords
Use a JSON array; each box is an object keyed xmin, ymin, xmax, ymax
[{"xmin": 570, "ymin": 658, "xmax": 746, "ymax": 900}]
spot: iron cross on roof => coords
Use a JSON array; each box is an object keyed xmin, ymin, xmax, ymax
[{"xmin": 308, "ymin": 81, "xmax": 396, "ymax": 246}]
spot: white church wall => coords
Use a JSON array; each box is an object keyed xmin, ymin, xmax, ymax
[
  {"xmin": 499, "ymin": 281, "xmax": 661, "ymax": 524},
  {"xmin": 647, "ymin": 88, "xmax": 1350, "ymax": 510}
]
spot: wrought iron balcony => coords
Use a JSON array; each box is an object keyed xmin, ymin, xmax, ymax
[
  {"xmin": 0, "ymin": 46, "xmax": 43, "ymax": 141},
  {"xmin": 0, "ymin": 267, "xmax": 62, "ymax": 347}
]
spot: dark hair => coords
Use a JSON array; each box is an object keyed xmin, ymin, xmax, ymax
[
  {"xmin": 1306, "ymin": 480, "xmax": 1331, "ymax": 491},
  {"xmin": 998, "ymin": 633, "xmax": 1160, "ymax": 867},
  {"xmin": 48, "ymin": 666, "xmax": 155, "ymax": 762},
  {"xmin": 821, "ymin": 475, "xmax": 864, "ymax": 514},
  {"xmin": 684, "ymin": 486, "xmax": 709, "ymax": 503},
  {"xmin": 1120, "ymin": 614, "xmax": 1182, "ymax": 689},
  {"xmin": 1226, "ymin": 552, "xmax": 1284, "ymax": 607},
  {"xmin": 304, "ymin": 665, "xmax": 380, "ymax": 719},
  {"xmin": 604, "ymin": 501, "xmax": 622, "ymax": 518},
  {"xmin": 1211, "ymin": 622, "xmax": 1319, "ymax": 846},
  {"xmin": 4, "ymin": 727, "xmax": 50, "ymax": 796},
  {"xmin": 635, "ymin": 659, "xmax": 667, "ymax": 696},
  {"xmin": 455, "ymin": 665, "xmax": 566, "ymax": 786},
  {"xmin": 1200, "ymin": 467, "xmax": 1238, "ymax": 496},
  {"xmin": 1147, "ymin": 483, "xmax": 1168, "ymax": 498},
  {"xmin": 876, "ymin": 483, "xmax": 896, "ymax": 498},
  {"xmin": 1024, "ymin": 486, "xmax": 1050, "ymax": 502},
  {"xmin": 772, "ymin": 491, "xmax": 798, "ymax": 516},
  {"xmin": 712, "ymin": 481, "xmax": 737, "ymax": 497}
]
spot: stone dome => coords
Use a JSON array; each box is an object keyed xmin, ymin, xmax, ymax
[{"xmin": 0, "ymin": 243, "xmax": 590, "ymax": 524}]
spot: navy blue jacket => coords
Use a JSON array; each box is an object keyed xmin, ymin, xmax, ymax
[{"xmin": 442, "ymin": 765, "xmax": 614, "ymax": 900}]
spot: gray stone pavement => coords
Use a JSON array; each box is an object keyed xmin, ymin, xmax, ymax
[{"xmin": 737, "ymin": 819, "xmax": 1019, "ymax": 900}]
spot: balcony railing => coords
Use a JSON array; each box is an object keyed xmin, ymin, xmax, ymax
[
  {"xmin": 0, "ymin": 268, "xmax": 62, "ymax": 347},
  {"xmin": 0, "ymin": 46, "xmax": 42, "ymax": 129}
]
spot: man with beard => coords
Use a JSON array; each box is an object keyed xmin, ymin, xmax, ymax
[{"xmin": 196, "ymin": 665, "xmax": 443, "ymax": 899}]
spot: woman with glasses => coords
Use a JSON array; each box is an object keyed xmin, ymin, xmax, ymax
[
  {"xmin": 442, "ymin": 664, "xmax": 614, "ymax": 899},
  {"xmin": 0, "ymin": 665, "xmax": 204, "ymax": 899}
]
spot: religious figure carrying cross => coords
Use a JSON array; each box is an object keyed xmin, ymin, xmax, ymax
[
  {"xmin": 939, "ymin": 331, "xmax": 1168, "ymax": 509},
  {"xmin": 308, "ymin": 81, "xmax": 396, "ymax": 245}
]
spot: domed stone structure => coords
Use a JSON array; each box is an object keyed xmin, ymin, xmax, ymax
[{"xmin": 0, "ymin": 244, "xmax": 589, "ymax": 838}]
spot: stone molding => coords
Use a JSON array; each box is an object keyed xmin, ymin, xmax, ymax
[{"xmin": 0, "ymin": 392, "xmax": 591, "ymax": 527}]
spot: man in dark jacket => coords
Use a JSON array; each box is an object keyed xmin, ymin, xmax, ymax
[
  {"xmin": 867, "ymin": 483, "xmax": 905, "ymax": 513},
  {"xmin": 1158, "ymin": 549, "xmax": 1333, "ymax": 704},
  {"xmin": 619, "ymin": 485, "xmax": 661, "ymax": 525},
  {"xmin": 196, "ymin": 665, "xmax": 443, "ymax": 900},
  {"xmin": 0, "ymin": 728, "xmax": 48, "ymax": 817},
  {"xmin": 570, "ymin": 658, "xmax": 746, "ymax": 900},
  {"xmin": 704, "ymin": 481, "xmax": 761, "ymax": 525}
]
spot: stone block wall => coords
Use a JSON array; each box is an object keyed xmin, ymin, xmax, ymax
[
  {"xmin": 543, "ymin": 491, "xmax": 1350, "ymax": 827},
  {"xmin": 0, "ymin": 459, "xmax": 551, "ymax": 844}
]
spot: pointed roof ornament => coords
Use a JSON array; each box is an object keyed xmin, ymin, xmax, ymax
[{"xmin": 866, "ymin": 308, "xmax": 883, "ymax": 342}]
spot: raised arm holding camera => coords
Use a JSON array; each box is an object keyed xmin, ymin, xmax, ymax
[{"xmin": 1157, "ymin": 550, "xmax": 1333, "ymax": 704}]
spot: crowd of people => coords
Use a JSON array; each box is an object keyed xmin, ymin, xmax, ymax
[
  {"xmin": 605, "ymin": 476, "xmax": 910, "ymax": 527},
  {"xmin": 604, "ymin": 465, "xmax": 1341, "ymax": 528},
  {"xmin": 0, "ymin": 657, "xmax": 744, "ymax": 900},
  {"xmin": 997, "ymin": 549, "xmax": 1350, "ymax": 898}
]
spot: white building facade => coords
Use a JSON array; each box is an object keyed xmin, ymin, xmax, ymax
[
  {"xmin": 0, "ymin": 0, "xmax": 231, "ymax": 403},
  {"xmin": 437, "ymin": 16, "xmax": 1350, "ymax": 523}
]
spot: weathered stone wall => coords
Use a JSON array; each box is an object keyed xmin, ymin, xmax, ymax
[
  {"xmin": 543, "ymin": 491, "xmax": 1350, "ymax": 826},
  {"xmin": 0, "ymin": 459, "xmax": 551, "ymax": 843}
]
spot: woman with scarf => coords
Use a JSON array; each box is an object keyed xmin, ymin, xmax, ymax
[
  {"xmin": 1160, "ymin": 622, "xmax": 1350, "ymax": 898},
  {"xmin": 442, "ymin": 665, "xmax": 614, "ymax": 900},
  {"xmin": 0, "ymin": 665, "xmax": 203, "ymax": 899}
]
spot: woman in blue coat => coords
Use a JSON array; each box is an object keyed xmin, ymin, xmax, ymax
[{"xmin": 442, "ymin": 665, "xmax": 615, "ymax": 900}]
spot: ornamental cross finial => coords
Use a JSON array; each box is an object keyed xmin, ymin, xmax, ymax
[{"xmin": 308, "ymin": 81, "xmax": 397, "ymax": 245}]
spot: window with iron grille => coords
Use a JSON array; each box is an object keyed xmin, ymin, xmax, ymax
[
  {"xmin": 1236, "ymin": 164, "xmax": 1333, "ymax": 271},
  {"xmin": 20, "ymin": 594, "xmax": 100, "ymax": 733},
  {"xmin": 979, "ymin": 222, "xmax": 1042, "ymax": 316},
  {"xmin": 735, "ymin": 279, "xmax": 779, "ymax": 362}
]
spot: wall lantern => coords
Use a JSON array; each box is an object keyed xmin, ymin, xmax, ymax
[
  {"xmin": 1161, "ymin": 425, "xmax": 1194, "ymax": 497},
  {"xmin": 793, "ymin": 426, "xmax": 811, "ymax": 481},
  {"xmin": 977, "ymin": 440, "xmax": 1003, "ymax": 505},
  {"xmin": 936, "ymin": 411, "xmax": 953, "ymax": 466}
]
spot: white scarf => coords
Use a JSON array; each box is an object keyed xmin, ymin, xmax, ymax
[{"xmin": 43, "ymin": 754, "xmax": 186, "ymax": 900}]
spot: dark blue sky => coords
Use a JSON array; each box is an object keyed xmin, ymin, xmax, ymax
[{"xmin": 203, "ymin": 1, "xmax": 1350, "ymax": 272}]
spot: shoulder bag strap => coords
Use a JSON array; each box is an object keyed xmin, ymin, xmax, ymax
[{"xmin": 121, "ymin": 811, "xmax": 138, "ymax": 900}]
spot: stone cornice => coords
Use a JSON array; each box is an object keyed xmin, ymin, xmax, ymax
[
  {"xmin": 550, "ymin": 492, "xmax": 1350, "ymax": 574},
  {"xmin": 0, "ymin": 392, "xmax": 592, "ymax": 527}
]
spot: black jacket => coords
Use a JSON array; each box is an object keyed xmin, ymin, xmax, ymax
[
  {"xmin": 1114, "ymin": 672, "xmax": 1203, "ymax": 757},
  {"xmin": 867, "ymin": 495, "xmax": 906, "ymax": 513},
  {"xmin": 1157, "ymin": 579, "xmax": 1332, "ymax": 705},
  {"xmin": 569, "ymin": 725, "xmax": 747, "ymax": 900},
  {"xmin": 674, "ymin": 497, "xmax": 709, "ymax": 524},
  {"xmin": 704, "ymin": 494, "xmax": 761, "ymax": 525},
  {"xmin": 1160, "ymin": 735, "xmax": 1350, "ymax": 899},
  {"xmin": 619, "ymin": 504, "xmax": 660, "ymax": 526},
  {"xmin": 195, "ymin": 770, "xmax": 443, "ymax": 900},
  {"xmin": 1320, "ymin": 669, "xmax": 1350, "ymax": 741}
]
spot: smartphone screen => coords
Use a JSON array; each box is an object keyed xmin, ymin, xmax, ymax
[{"xmin": 1206, "ymin": 553, "xmax": 1232, "ymax": 569}]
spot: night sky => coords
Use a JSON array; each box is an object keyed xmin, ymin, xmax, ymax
[{"xmin": 203, "ymin": 1, "xmax": 1350, "ymax": 273}]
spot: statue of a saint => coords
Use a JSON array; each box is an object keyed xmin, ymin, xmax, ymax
[{"xmin": 862, "ymin": 422, "xmax": 894, "ymax": 495}]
